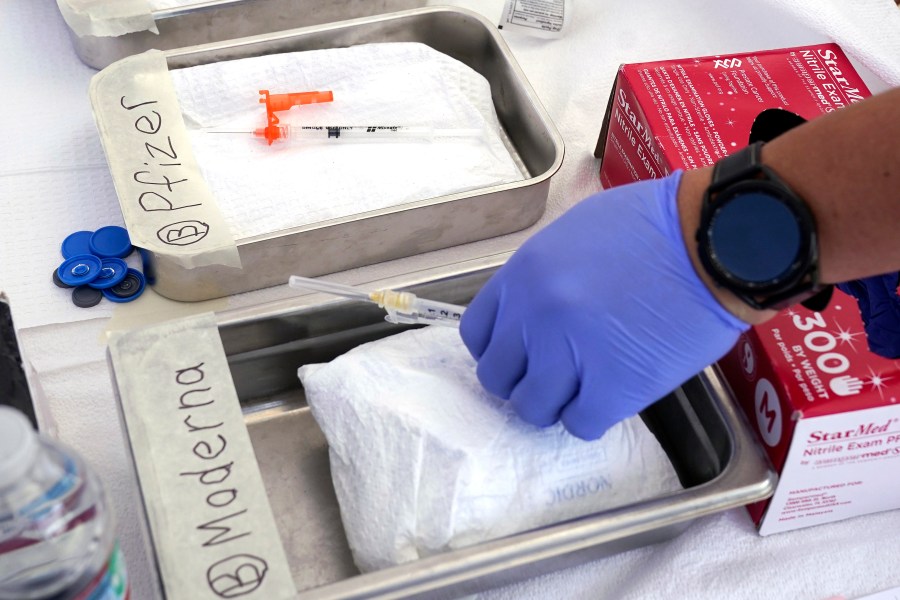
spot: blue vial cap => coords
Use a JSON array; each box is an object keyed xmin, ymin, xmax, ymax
[
  {"xmin": 57, "ymin": 254, "xmax": 103, "ymax": 287},
  {"xmin": 87, "ymin": 258, "xmax": 129, "ymax": 290},
  {"xmin": 61, "ymin": 231, "xmax": 94, "ymax": 259},
  {"xmin": 89, "ymin": 226, "xmax": 133, "ymax": 259},
  {"xmin": 102, "ymin": 269, "xmax": 145, "ymax": 303}
]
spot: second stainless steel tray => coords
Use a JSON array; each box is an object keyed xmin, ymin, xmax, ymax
[
  {"xmin": 110, "ymin": 7, "xmax": 564, "ymax": 301},
  {"xmin": 200, "ymin": 256, "xmax": 775, "ymax": 598},
  {"xmin": 65, "ymin": 0, "xmax": 427, "ymax": 70}
]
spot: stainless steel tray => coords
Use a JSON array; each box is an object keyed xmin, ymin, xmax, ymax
[
  {"xmin": 184, "ymin": 256, "xmax": 773, "ymax": 598},
  {"xmin": 66, "ymin": 0, "xmax": 427, "ymax": 70},
  {"xmin": 126, "ymin": 7, "xmax": 564, "ymax": 301}
]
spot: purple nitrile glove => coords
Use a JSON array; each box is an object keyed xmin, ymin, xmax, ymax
[
  {"xmin": 459, "ymin": 172, "xmax": 749, "ymax": 440},
  {"xmin": 837, "ymin": 274, "xmax": 900, "ymax": 359}
]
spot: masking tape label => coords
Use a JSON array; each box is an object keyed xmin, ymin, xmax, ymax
[
  {"xmin": 57, "ymin": 0, "xmax": 158, "ymax": 37},
  {"xmin": 109, "ymin": 313, "xmax": 295, "ymax": 600},
  {"xmin": 90, "ymin": 50, "xmax": 241, "ymax": 269}
]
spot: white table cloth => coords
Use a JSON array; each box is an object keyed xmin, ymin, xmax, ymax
[{"xmin": 3, "ymin": 1, "xmax": 900, "ymax": 598}]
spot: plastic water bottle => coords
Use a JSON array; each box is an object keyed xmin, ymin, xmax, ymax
[{"xmin": 0, "ymin": 406, "xmax": 129, "ymax": 599}]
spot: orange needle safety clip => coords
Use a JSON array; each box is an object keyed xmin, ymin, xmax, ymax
[{"xmin": 256, "ymin": 89, "xmax": 334, "ymax": 145}]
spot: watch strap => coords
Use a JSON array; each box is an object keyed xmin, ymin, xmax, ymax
[{"xmin": 711, "ymin": 141, "xmax": 764, "ymax": 190}]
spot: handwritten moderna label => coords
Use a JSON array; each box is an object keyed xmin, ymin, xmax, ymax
[
  {"xmin": 109, "ymin": 313, "xmax": 295, "ymax": 599},
  {"xmin": 89, "ymin": 50, "xmax": 240, "ymax": 268}
]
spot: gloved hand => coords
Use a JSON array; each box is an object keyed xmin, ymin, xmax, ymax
[
  {"xmin": 836, "ymin": 274, "xmax": 900, "ymax": 359},
  {"xmin": 459, "ymin": 172, "xmax": 749, "ymax": 440}
]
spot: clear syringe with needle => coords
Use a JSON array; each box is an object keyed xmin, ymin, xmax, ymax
[
  {"xmin": 288, "ymin": 275, "xmax": 465, "ymax": 327},
  {"xmin": 208, "ymin": 124, "xmax": 484, "ymax": 146}
]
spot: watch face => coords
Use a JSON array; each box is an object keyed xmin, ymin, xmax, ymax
[{"xmin": 704, "ymin": 182, "xmax": 811, "ymax": 292}]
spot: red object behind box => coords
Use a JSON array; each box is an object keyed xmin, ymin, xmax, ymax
[{"xmin": 594, "ymin": 43, "xmax": 870, "ymax": 188}]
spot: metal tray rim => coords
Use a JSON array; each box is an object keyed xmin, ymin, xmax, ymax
[{"xmin": 232, "ymin": 174, "xmax": 561, "ymax": 245}]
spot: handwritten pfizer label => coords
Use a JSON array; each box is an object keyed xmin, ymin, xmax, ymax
[
  {"xmin": 89, "ymin": 50, "xmax": 240, "ymax": 269},
  {"xmin": 109, "ymin": 314, "xmax": 295, "ymax": 600}
]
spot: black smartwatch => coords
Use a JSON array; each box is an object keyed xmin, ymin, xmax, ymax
[{"xmin": 696, "ymin": 141, "xmax": 830, "ymax": 311}]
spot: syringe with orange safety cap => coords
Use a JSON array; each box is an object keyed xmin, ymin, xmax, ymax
[
  {"xmin": 211, "ymin": 123, "xmax": 484, "ymax": 145},
  {"xmin": 205, "ymin": 89, "xmax": 482, "ymax": 146}
]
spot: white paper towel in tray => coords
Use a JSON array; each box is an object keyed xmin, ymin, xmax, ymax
[
  {"xmin": 170, "ymin": 43, "xmax": 524, "ymax": 241},
  {"xmin": 297, "ymin": 326, "xmax": 683, "ymax": 572}
]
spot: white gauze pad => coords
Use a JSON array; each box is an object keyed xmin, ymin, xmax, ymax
[
  {"xmin": 170, "ymin": 42, "xmax": 524, "ymax": 240},
  {"xmin": 297, "ymin": 326, "xmax": 683, "ymax": 573}
]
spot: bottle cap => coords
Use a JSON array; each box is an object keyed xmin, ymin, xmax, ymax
[
  {"xmin": 102, "ymin": 269, "xmax": 145, "ymax": 303},
  {"xmin": 72, "ymin": 285, "xmax": 103, "ymax": 308},
  {"xmin": 89, "ymin": 226, "xmax": 133, "ymax": 259},
  {"xmin": 57, "ymin": 254, "xmax": 103, "ymax": 287},
  {"xmin": 61, "ymin": 230, "xmax": 94, "ymax": 259},
  {"xmin": 87, "ymin": 258, "xmax": 128, "ymax": 290},
  {"xmin": 0, "ymin": 406, "xmax": 39, "ymax": 490},
  {"xmin": 52, "ymin": 268, "xmax": 73, "ymax": 289}
]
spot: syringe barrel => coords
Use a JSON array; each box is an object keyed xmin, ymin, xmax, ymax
[
  {"xmin": 410, "ymin": 298, "xmax": 465, "ymax": 326},
  {"xmin": 280, "ymin": 125, "xmax": 482, "ymax": 143}
]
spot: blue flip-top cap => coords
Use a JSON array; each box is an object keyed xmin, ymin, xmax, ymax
[
  {"xmin": 87, "ymin": 258, "xmax": 128, "ymax": 290},
  {"xmin": 57, "ymin": 254, "xmax": 103, "ymax": 287},
  {"xmin": 89, "ymin": 226, "xmax": 133, "ymax": 259},
  {"xmin": 61, "ymin": 231, "xmax": 94, "ymax": 259},
  {"xmin": 102, "ymin": 268, "xmax": 145, "ymax": 303}
]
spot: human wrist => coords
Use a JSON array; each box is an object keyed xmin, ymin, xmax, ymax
[{"xmin": 676, "ymin": 167, "xmax": 777, "ymax": 326}]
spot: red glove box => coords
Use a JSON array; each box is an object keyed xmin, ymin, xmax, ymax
[
  {"xmin": 592, "ymin": 44, "xmax": 900, "ymax": 535},
  {"xmin": 594, "ymin": 43, "xmax": 870, "ymax": 188},
  {"xmin": 718, "ymin": 291, "xmax": 900, "ymax": 535}
]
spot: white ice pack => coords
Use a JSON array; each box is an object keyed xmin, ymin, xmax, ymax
[
  {"xmin": 297, "ymin": 326, "xmax": 684, "ymax": 572},
  {"xmin": 170, "ymin": 42, "xmax": 523, "ymax": 240}
]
